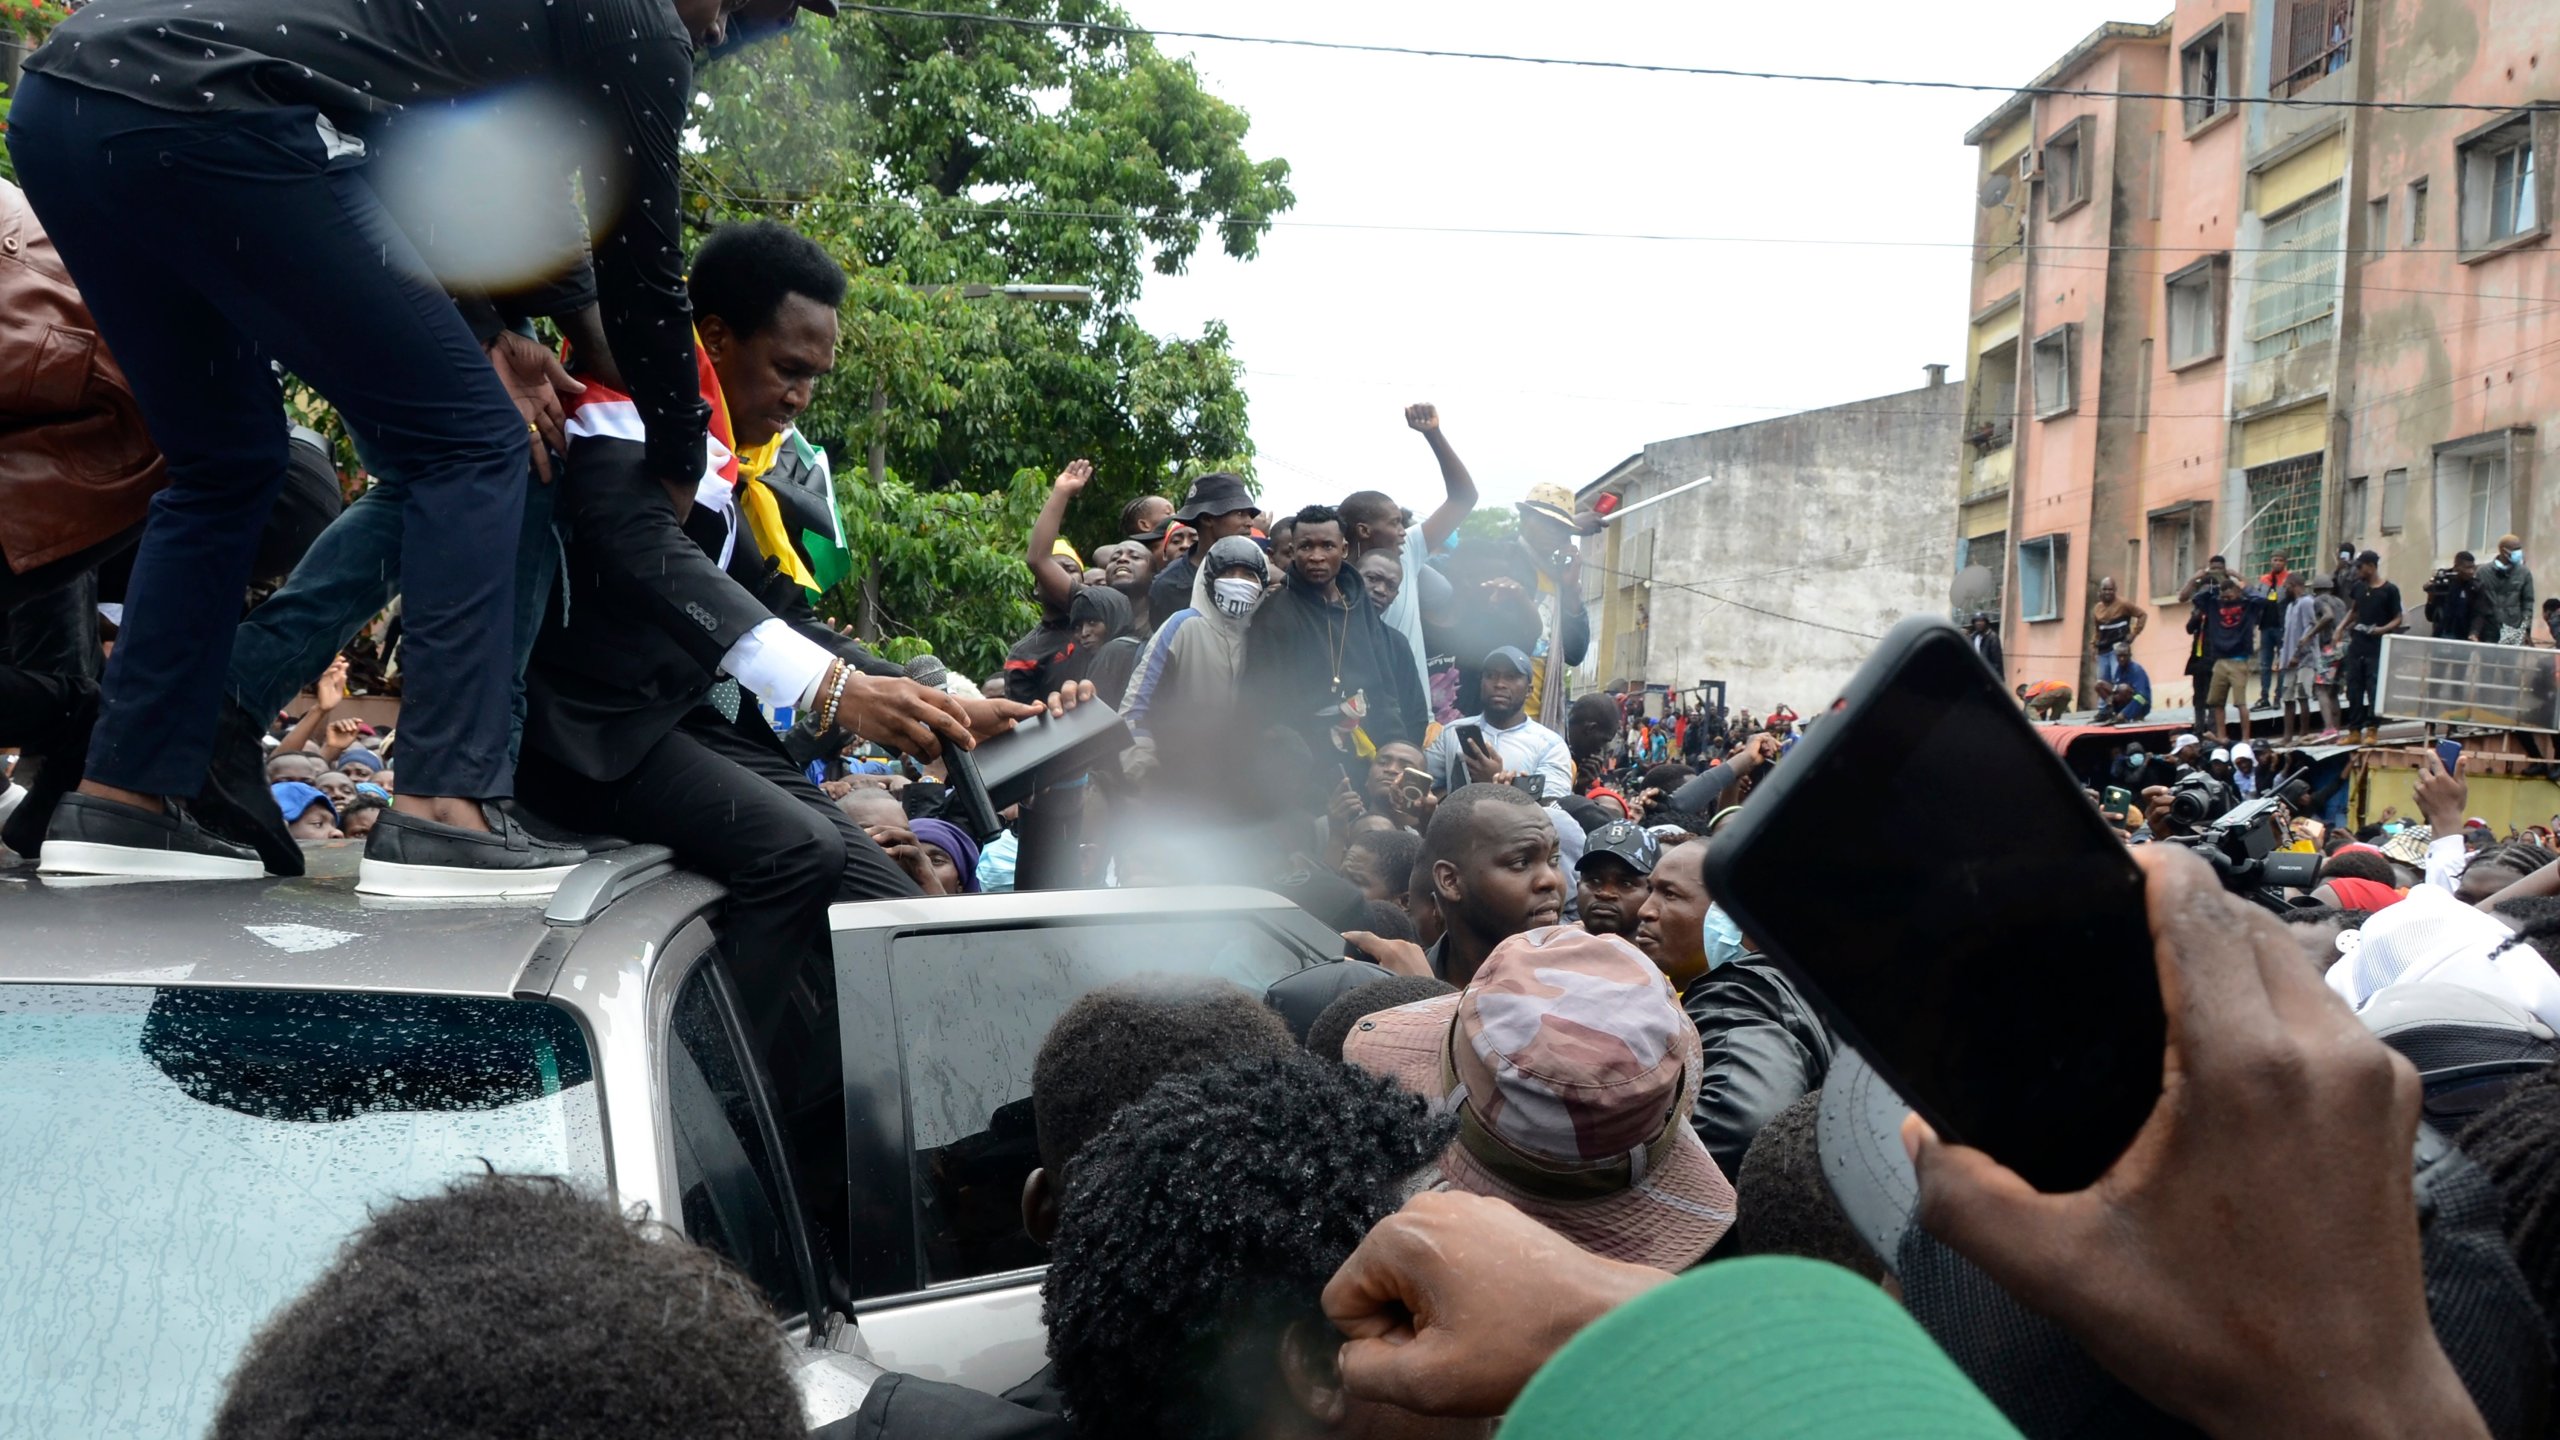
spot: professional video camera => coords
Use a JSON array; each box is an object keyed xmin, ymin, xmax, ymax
[{"xmin": 2165, "ymin": 777, "xmax": 2320, "ymax": 912}]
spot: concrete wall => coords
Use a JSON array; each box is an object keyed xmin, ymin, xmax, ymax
[
  {"xmin": 1578, "ymin": 378, "xmax": 1963, "ymax": 715},
  {"xmin": 2341, "ymin": 0, "xmax": 2560, "ymax": 587}
]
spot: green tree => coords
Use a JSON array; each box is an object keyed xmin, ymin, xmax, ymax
[
  {"xmin": 1456, "ymin": 507, "xmax": 1521, "ymax": 546},
  {"xmin": 688, "ymin": 1, "xmax": 1293, "ymax": 651}
]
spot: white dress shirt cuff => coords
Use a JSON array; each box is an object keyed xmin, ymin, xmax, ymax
[
  {"xmin": 723, "ymin": 619, "xmax": 835, "ymax": 710},
  {"xmin": 2424, "ymin": 832, "xmax": 2470, "ymax": 894}
]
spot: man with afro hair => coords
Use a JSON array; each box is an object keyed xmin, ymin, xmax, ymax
[
  {"xmin": 1042, "ymin": 1052, "xmax": 1490, "ymax": 1440},
  {"xmin": 210, "ymin": 1173, "xmax": 801, "ymax": 1439}
]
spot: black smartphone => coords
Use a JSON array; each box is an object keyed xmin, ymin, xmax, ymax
[
  {"xmin": 1702, "ymin": 617, "xmax": 2164, "ymax": 1193},
  {"xmin": 1456, "ymin": 723, "xmax": 1486, "ymax": 754},
  {"xmin": 1509, "ymin": 773, "xmax": 1548, "ymax": 802}
]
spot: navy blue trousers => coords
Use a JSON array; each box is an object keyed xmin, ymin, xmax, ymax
[{"xmin": 7, "ymin": 73, "xmax": 521, "ymax": 799}]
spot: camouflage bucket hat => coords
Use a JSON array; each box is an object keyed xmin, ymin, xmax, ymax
[{"xmin": 1342, "ymin": 927, "xmax": 1736, "ymax": 1268}]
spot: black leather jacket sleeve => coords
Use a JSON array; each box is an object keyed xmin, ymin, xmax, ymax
[{"xmin": 1682, "ymin": 960, "xmax": 1836, "ymax": 1181}]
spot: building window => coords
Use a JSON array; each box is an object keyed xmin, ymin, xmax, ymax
[
  {"xmin": 2244, "ymin": 455, "xmax": 2325, "ymax": 578},
  {"xmin": 2433, "ymin": 433, "xmax": 2522, "ymax": 555},
  {"xmin": 1966, "ymin": 338, "xmax": 2019, "ymax": 452},
  {"xmin": 2407, "ymin": 178, "xmax": 2429, "ymax": 244},
  {"xmin": 2147, "ymin": 505, "xmax": 2206, "ymax": 600},
  {"xmin": 1959, "ymin": 531, "xmax": 2007, "ymax": 621},
  {"xmin": 2164, "ymin": 255, "xmax": 2227, "ymax": 368},
  {"xmin": 2043, "ymin": 117, "xmax": 2093, "ymax": 219},
  {"xmin": 2017, "ymin": 535, "xmax": 2068, "ymax": 622},
  {"xmin": 2458, "ymin": 112, "xmax": 2550, "ymax": 255},
  {"xmin": 2246, "ymin": 186, "xmax": 2342, "ymax": 353},
  {"xmin": 2031, "ymin": 324, "xmax": 2078, "ymax": 419},
  {"xmin": 2379, "ymin": 468, "xmax": 2408, "ymax": 534},
  {"xmin": 2366, "ymin": 195, "xmax": 2389, "ymax": 258},
  {"xmin": 2275, "ymin": 0, "xmax": 2352, "ymax": 99},
  {"xmin": 2337, "ymin": 474, "xmax": 2369, "ymax": 547},
  {"xmin": 2181, "ymin": 20, "xmax": 2236, "ymax": 132}
]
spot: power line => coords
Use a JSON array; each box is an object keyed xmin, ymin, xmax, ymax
[
  {"xmin": 841, "ymin": 3, "xmax": 2551, "ymax": 115},
  {"xmin": 809, "ymin": 194, "xmax": 2560, "ymax": 265}
]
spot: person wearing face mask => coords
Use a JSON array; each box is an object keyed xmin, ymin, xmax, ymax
[
  {"xmin": 2484, "ymin": 535, "xmax": 2537, "ymax": 647},
  {"xmin": 1119, "ymin": 535, "xmax": 1270, "ymax": 781},
  {"xmin": 1649, "ymin": 840, "xmax": 1837, "ymax": 1181}
]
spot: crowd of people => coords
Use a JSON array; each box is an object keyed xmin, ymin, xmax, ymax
[
  {"xmin": 6, "ymin": 0, "xmax": 2560, "ymax": 1435},
  {"xmin": 1994, "ymin": 537, "xmax": 2553, "ymax": 751}
]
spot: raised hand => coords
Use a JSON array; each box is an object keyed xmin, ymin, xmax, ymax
[
  {"xmin": 1404, "ymin": 403, "xmax": 1440, "ymax": 433},
  {"xmin": 1053, "ymin": 458, "xmax": 1094, "ymax": 498}
]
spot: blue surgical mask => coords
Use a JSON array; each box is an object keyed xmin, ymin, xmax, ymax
[{"xmin": 1702, "ymin": 904, "xmax": 1748, "ymax": 970}]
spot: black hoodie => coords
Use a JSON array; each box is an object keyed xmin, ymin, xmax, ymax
[{"xmin": 1241, "ymin": 571, "xmax": 1428, "ymax": 755}]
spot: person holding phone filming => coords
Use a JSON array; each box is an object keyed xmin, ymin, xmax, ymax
[{"xmin": 1425, "ymin": 647, "xmax": 1573, "ymax": 799}]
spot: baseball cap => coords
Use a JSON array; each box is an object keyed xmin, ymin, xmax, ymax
[
  {"xmin": 1482, "ymin": 645, "xmax": 1533, "ymax": 676},
  {"xmin": 1341, "ymin": 926, "xmax": 1736, "ymax": 1268},
  {"xmin": 271, "ymin": 780, "xmax": 335, "ymax": 823},
  {"xmin": 2170, "ymin": 733, "xmax": 2203, "ymax": 755},
  {"xmin": 1501, "ymin": 1257, "xmax": 2023, "ymax": 1440},
  {"xmin": 1577, "ymin": 819, "xmax": 1659, "ymax": 878},
  {"xmin": 1172, "ymin": 471, "xmax": 1256, "ymax": 522}
]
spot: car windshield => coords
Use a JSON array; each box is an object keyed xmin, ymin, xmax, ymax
[{"xmin": 0, "ymin": 984, "xmax": 605, "ymax": 1440}]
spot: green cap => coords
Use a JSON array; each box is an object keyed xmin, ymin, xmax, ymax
[{"xmin": 1501, "ymin": 1257, "xmax": 2023, "ymax": 1439}]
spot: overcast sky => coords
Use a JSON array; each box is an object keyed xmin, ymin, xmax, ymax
[{"xmin": 1124, "ymin": 0, "xmax": 2147, "ymax": 517}]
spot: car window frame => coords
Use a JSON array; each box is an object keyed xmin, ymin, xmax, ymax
[
  {"xmin": 827, "ymin": 894, "xmax": 1340, "ymax": 1309},
  {"xmin": 657, "ymin": 927, "xmax": 831, "ymax": 1330}
]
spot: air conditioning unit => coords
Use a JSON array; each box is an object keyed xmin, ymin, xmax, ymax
[{"xmin": 2017, "ymin": 149, "xmax": 2042, "ymax": 183}]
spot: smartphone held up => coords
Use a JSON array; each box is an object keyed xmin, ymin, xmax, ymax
[{"xmin": 1701, "ymin": 618, "xmax": 2166, "ymax": 1194}]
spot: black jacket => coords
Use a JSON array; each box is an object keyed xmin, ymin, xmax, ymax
[
  {"xmin": 2425, "ymin": 574, "xmax": 2497, "ymax": 642},
  {"xmin": 1242, "ymin": 572, "xmax": 1428, "ymax": 753},
  {"xmin": 1681, "ymin": 958, "xmax": 1836, "ymax": 1181},
  {"xmin": 525, "ymin": 430, "xmax": 900, "ymax": 783}
]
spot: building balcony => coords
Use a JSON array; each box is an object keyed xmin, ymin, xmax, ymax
[{"xmin": 1962, "ymin": 442, "xmax": 2014, "ymax": 503}]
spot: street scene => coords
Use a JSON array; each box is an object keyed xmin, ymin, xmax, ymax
[{"xmin": 4, "ymin": 0, "xmax": 2560, "ymax": 1436}]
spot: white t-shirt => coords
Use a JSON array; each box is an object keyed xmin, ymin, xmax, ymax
[
  {"xmin": 1426, "ymin": 711, "xmax": 1576, "ymax": 802},
  {"xmin": 1379, "ymin": 529, "xmax": 1433, "ymax": 704}
]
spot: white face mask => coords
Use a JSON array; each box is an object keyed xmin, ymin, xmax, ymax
[
  {"xmin": 1210, "ymin": 577, "xmax": 1261, "ymax": 618},
  {"xmin": 1702, "ymin": 904, "xmax": 1748, "ymax": 970}
]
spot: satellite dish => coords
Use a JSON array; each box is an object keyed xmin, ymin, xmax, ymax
[
  {"xmin": 1978, "ymin": 172, "xmax": 2014, "ymax": 209},
  {"xmin": 1950, "ymin": 565, "xmax": 2000, "ymax": 620}
]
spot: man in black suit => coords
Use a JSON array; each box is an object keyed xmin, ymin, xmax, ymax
[{"xmin": 517, "ymin": 222, "xmax": 1045, "ymax": 1040}]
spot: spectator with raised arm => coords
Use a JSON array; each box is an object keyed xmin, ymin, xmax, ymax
[{"xmin": 1343, "ymin": 403, "xmax": 1479, "ymax": 704}]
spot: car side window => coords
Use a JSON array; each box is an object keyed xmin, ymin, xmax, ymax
[
  {"xmin": 884, "ymin": 919, "xmax": 1311, "ymax": 1287},
  {"xmin": 668, "ymin": 963, "xmax": 802, "ymax": 1316}
]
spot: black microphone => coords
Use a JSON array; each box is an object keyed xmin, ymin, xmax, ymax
[{"xmin": 904, "ymin": 653, "xmax": 949, "ymax": 690}]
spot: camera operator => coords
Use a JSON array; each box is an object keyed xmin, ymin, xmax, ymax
[{"xmin": 2425, "ymin": 551, "xmax": 2497, "ymax": 643}]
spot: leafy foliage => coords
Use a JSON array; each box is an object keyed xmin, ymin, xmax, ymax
[
  {"xmin": 818, "ymin": 462, "xmax": 1049, "ymax": 678},
  {"xmin": 1456, "ymin": 507, "xmax": 1521, "ymax": 546}
]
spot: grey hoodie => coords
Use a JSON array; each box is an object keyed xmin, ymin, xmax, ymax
[{"xmin": 1119, "ymin": 536, "xmax": 1267, "ymax": 776}]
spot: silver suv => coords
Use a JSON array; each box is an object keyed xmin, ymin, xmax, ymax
[{"xmin": 0, "ymin": 844, "xmax": 1337, "ymax": 1437}]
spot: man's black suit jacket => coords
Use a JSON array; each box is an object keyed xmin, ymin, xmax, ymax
[{"xmin": 525, "ymin": 441, "xmax": 901, "ymax": 783}]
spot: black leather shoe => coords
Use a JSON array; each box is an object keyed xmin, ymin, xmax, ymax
[
  {"xmin": 38, "ymin": 792, "xmax": 265, "ymax": 880},
  {"xmin": 190, "ymin": 697, "xmax": 304, "ymax": 877},
  {"xmin": 497, "ymin": 797, "xmax": 630, "ymax": 854},
  {"xmin": 357, "ymin": 801, "xmax": 587, "ymax": 899}
]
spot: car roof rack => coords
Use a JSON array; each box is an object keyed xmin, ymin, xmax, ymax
[{"xmin": 542, "ymin": 844, "xmax": 680, "ymax": 927}]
